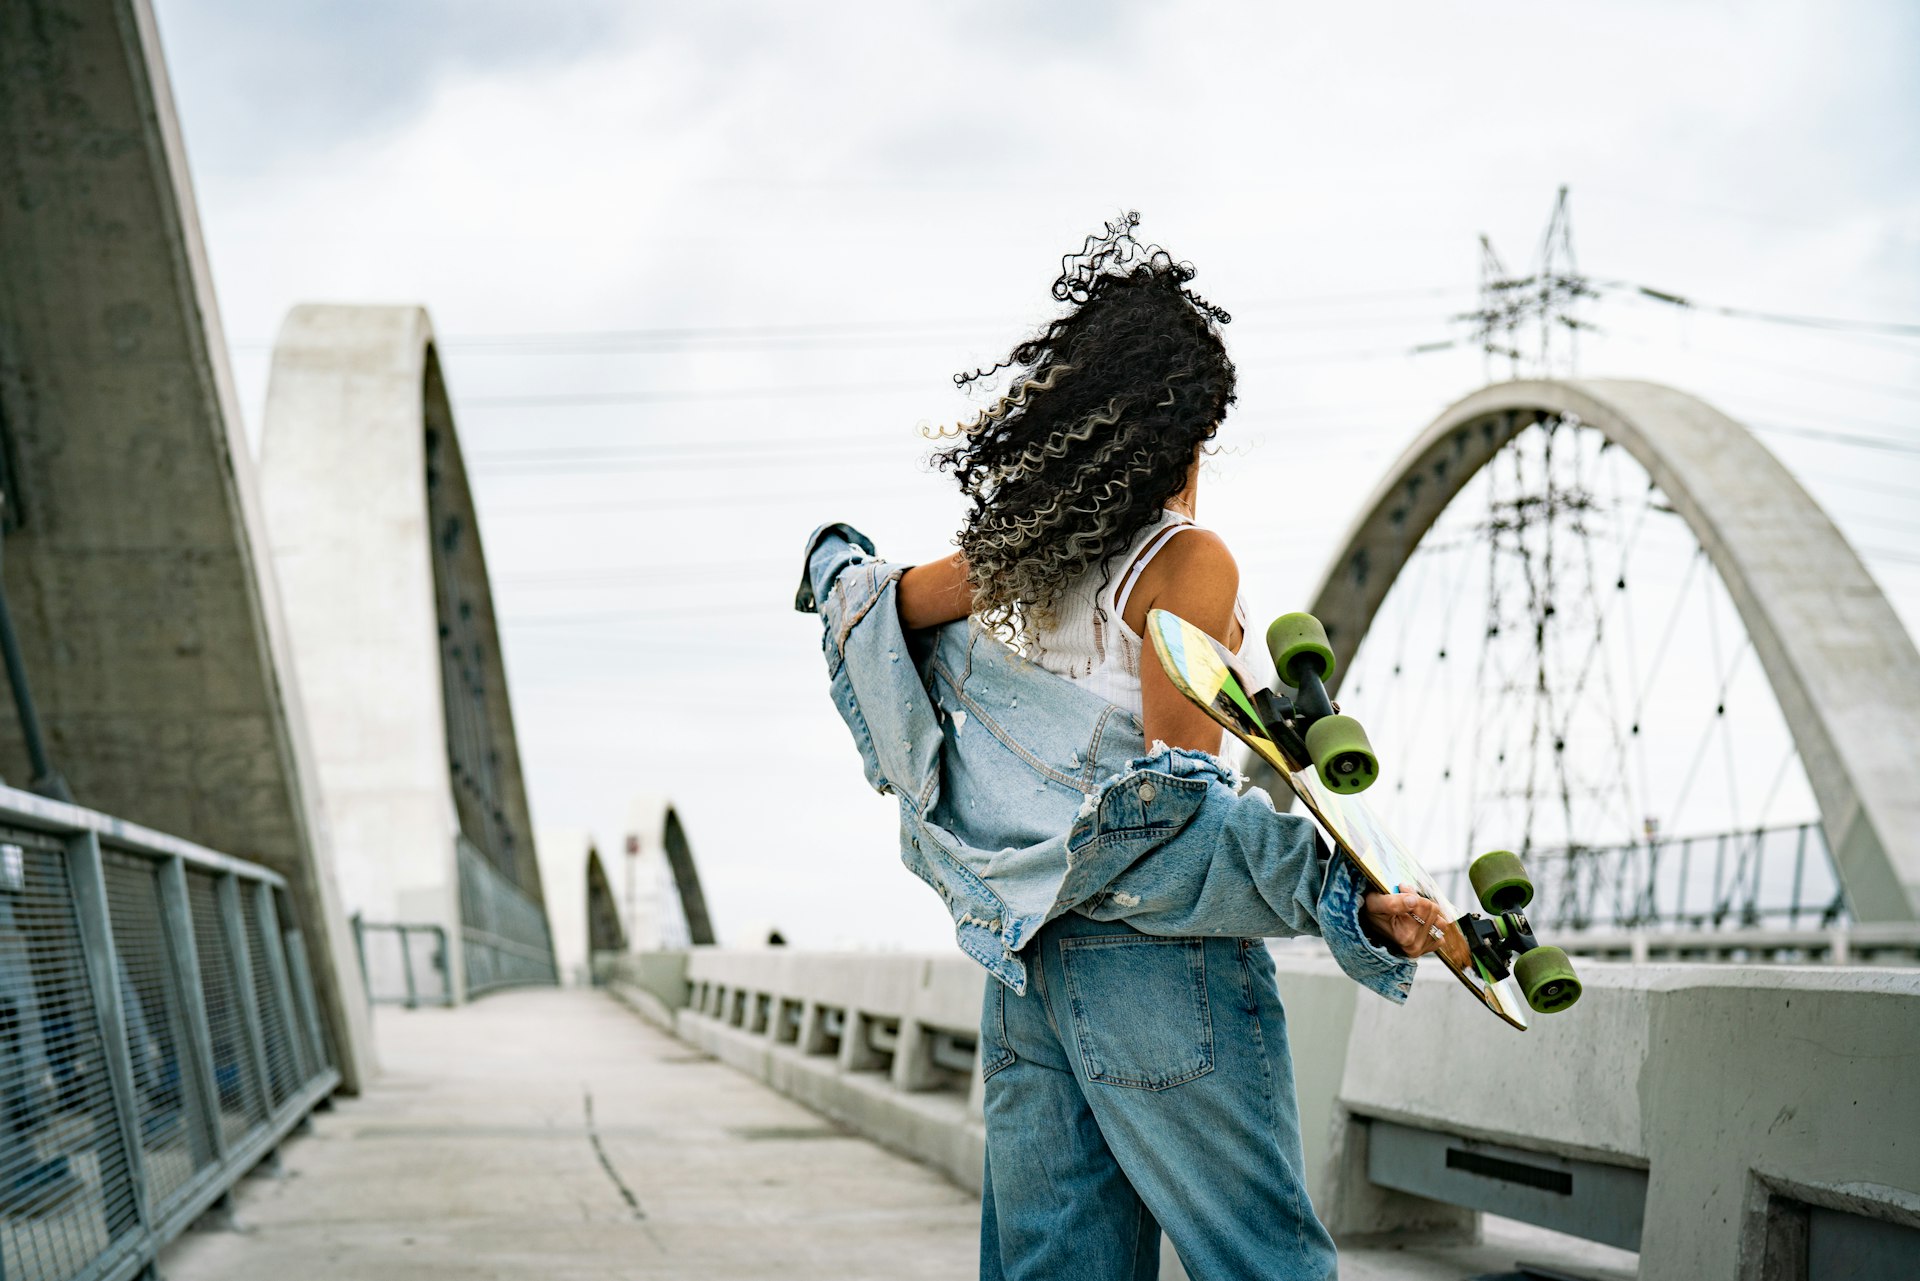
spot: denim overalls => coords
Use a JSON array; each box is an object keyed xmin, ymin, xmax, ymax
[{"xmin": 799, "ymin": 524, "xmax": 1415, "ymax": 1279}]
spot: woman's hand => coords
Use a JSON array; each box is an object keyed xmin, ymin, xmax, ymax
[{"xmin": 1361, "ymin": 890, "xmax": 1448, "ymax": 959}]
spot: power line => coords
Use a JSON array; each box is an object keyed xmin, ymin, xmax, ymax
[
  {"xmin": 482, "ymin": 487, "xmax": 942, "ymax": 518},
  {"xmin": 1595, "ymin": 327, "xmax": 1920, "ymax": 405},
  {"xmin": 1790, "ymin": 469, "xmax": 1919, "ymax": 501},
  {"xmin": 1599, "ymin": 280, "xmax": 1920, "ymax": 340},
  {"xmin": 454, "ymin": 348, "xmax": 1468, "ymax": 415},
  {"xmin": 231, "ymin": 283, "xmax": 1478, "ymax": 354},
  {"xmin": 1696, "ymin": 398, "xmax": 1914, "ymax": 439},
  {"xmin": 461, "ymin": 380, "xmax": 931, "ymax": 409},
  {"xmin": 1748, "ymin": 421, "xmax": 1920, "ymax": 457}
]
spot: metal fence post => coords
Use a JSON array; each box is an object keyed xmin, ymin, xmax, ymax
[
  {"xmin": 159, "ymin": 856, "xmax": 227, "ymax": 1163},
  {"xmin": 219, "ymin": 874, "xmax": 276, "ymax": 1123},
  {"xmin": 251, "ymin": 883, "xmax": 308, "ymax": 1083},
  {"xmin": 432, "ymin": 925, "xmax": 450, "ymax": 1005},
  {"xmin": 351, "ymin": 910, "xmax": 372, "ymax": 1005},
  {"xmin": 65, "ymin": 830, "xmax": 154, "ymax": 1236},
  {"xmin": 400, "ymin": 924, "xmax": 420, "ymax": 1009},
  {"xmin": 281, "ymin": 927, "xmax": 331, "ymax": 1075}
]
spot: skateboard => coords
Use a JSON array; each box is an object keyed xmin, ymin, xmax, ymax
[{"xmin": 1146, "ymin": 608, "xmax": 1581, "ymax": 1030}]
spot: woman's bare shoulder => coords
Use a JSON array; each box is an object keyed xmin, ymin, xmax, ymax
[
  {"xmin": 1126, "ymin": 526, "xmax": 1238, "ymax": 633},
  {"xmin": 1159, "ymin": 526, "xmax": 1238, "ymax": 574}
]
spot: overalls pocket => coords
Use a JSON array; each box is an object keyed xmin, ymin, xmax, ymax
[{"xmin": 1058, "ymin": 935, "xmax": 1214, "ymax": 1090}]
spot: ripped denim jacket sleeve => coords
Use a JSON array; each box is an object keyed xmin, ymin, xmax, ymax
[
  {"xmin": 1066, "ymin": 748, "xmax": 1413, "ymax": 1002},
  {"xmin": 798, "ymin": 521, "xmax": 1415, "ymax": 1003}
]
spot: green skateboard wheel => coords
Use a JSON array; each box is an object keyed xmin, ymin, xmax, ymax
[
  {"xmin": 1514, "ymin": 945, "xmax": 1581, "ymax": 1014},
  {"xmin": 1267, "ymin": 612, "xmax": 1336, "ymax": 686},
  {"xmin": 1469, "ymin": 849, "xmax": 1533, "ymax": 914},
  {"xmin": 1304, "ymin": 714, "xmax": 1377, "ymax": 794}
]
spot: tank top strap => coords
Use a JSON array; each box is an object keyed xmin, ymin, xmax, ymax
[
  {"xmin": 1112, "ymin": 513, "xmax": 1196, "ymax": 620},
  {"xmin": 1112, "ymin": 512, "xmax": 1249, "ymax": 638}
]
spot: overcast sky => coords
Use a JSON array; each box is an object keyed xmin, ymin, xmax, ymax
[{"xmin": 151, "ymin": 0, "xmax": 1919, "ymax": 949}]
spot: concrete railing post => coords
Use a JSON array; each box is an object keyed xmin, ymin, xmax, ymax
[
  {"xmin": 840, "ymin": 1011, "xmax": 889, "ymax": 1072},
  {"xmin": 889, "ymin": 1019, "xmax": 938, "ymax": 1092}
]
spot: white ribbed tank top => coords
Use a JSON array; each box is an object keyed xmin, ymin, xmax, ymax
[{"xmin": 1029, "ymin": 510, "xmax": 1247, "ymax": 718}]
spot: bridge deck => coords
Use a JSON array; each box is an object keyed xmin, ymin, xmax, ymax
[
  {"xmin": 157, "ymin": 988, "xmax": 977, "ymax": 1280},
  {"xmin": 157, "ymin": 987, "xmax": 1633, "ymax": 1280}
]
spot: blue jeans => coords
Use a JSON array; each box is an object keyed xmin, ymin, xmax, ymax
[{"xmin": 978, "ymin": 912, "xmax": 1337, "ymax": 1281}]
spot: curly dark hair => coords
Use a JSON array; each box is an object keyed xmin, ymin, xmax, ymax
[{"xmin": 930, "ymin": 212, "xmax": 1237, "ymax": 641}]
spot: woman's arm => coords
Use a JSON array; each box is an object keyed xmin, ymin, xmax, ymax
[{"xmin": 898, "ymin": 552, "xmax": 973, "ymax": 630}]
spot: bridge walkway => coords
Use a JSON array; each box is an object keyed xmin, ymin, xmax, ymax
[
  {"xmin": 156, "ymin": 988, "xmax": 977, "ymax": 1280},
  {"xmin": 155, "ymin": 986, "xmax": 1634, "ymax": 1281}
]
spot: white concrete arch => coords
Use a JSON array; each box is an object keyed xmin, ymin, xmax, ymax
[
  {"xmin": 1302, "ymin": 378, "xmax": 1920, "ymax": 922},
  {"xmin": 625, "ymin": 793, "xmax": 716, "ymax": 948},
  {"xmin": 261, "ymin": 305, "xmax": 552, "ymax": 998},
  {"xmin": 535, "ymin": 828, "xmax": 598, "ymax": 986}
]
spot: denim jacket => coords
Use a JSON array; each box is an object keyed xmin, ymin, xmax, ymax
[{"xmin": 797, "ymin": 523, "xmax": 1414, "ymax": 1003}]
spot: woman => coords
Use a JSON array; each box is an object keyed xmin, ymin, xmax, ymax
[{"xmin": 893, "ymin": 215, "xmax": 1442, "ymax": 1279}]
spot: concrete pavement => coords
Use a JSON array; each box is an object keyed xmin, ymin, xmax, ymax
[
  {"xmin": 159, "ymin": 986, "xmax": 1641, "ymax": 1281},
  {"xmin": 158, "ymin": 988, "xmax": 977, "ymax": 1280}
]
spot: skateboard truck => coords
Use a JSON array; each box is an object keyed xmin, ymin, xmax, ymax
[
  {"xmin": 1261, "ymin": 613, "xmax": 1379, "ymax": 794},
  {"xmin": 1459, "ymin": 909, "xmax": 1540, "ymax": 982}
]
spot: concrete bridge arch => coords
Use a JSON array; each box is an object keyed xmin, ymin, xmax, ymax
[
  {"xmin": 261, "ymin": 305, "xmax": 555, "ymax": 998},
  {"xmin": 0, "ymin": 0, "xmax": 373, "ymax": 1086},
  {"xmin": 1300, "ymin": 378, "xmax": 1920, "ymax": 922}
]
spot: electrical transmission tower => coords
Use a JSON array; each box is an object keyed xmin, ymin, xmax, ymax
[
  {"xmin": 1462, "ymin": 186, "xmax": 1599, "ymax": 380},
  {"xmin": 1455, "ymin": 190, "xmax": 1636, "ymax": 920}
]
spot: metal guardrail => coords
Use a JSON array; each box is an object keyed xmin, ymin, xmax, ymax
[
  {"xmin": 456, "ymin": 839, "xmax": 557, "ymax": 998},
  {"xmin": 1556, "ymin": 921, "xmax": 1920, "ymax": 965},
  {"xmin": 350, "ymin": 919, "xmax": 452, "ymax": 1008},
  {"xmin": 1442, "ymin": 821, "xmax": 1849, "ymax": 932},
  {"xmin": 0, "ymin": 785, "xmax": 338, "ymax": 1281}
]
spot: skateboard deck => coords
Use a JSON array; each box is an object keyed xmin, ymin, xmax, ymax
[{"xmin": 1146, "ymin": 608, "xmax": 1532, "ymax": 1030}]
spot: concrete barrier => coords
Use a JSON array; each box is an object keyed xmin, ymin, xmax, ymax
[{"xmin": 609, "ymin": 945, "xmax": 1920, "ymax": 1278}]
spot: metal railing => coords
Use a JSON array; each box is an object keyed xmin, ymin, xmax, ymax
[
  {"xmin": 0, "ymin": 785, "xmax": 338, "ymax": 1281},
  {"xmin": 1442, "ymin": 820, "xmax": 1847, "ymax": 932},
  {"xmin": 456, "ymin": 838, "xmax": 557, "ymax": 998},
  {"xmin": 350, "ymin": 919, "xmax": 451, "ymax": 1008},
  {"xmin": 1555, "ymin": 921, "xmax": 1920, "ymax": 965}
]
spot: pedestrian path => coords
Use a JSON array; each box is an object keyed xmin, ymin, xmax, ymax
[
  {"xmin": 158, "ymin": 988, "xmax": 977, "ymax": 1280},
  {"xmin": 159, "ymin": 985, "xmax": 1633, "ymax": 1281}
]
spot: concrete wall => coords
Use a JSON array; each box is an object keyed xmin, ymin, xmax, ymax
[
  {"xmin": 260, "ymin": 304, "xmax": 550, "ymax": 1000},
  {"xmin": 619, "ymin": 945, "xmax": 1920, "ymax": 1279},
  {"xmin": 1337, "ymin": 957, "xmax": 1918, "ymax": 1276},
  {"xmin": 0, "ymin": 0, "xmax": 372, "ymax": 1089}
]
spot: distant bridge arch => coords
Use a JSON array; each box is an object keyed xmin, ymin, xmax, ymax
[
  {"xmin": 1302, "ymin": 378, "xmax": 1920, "ymax": 922},
  {"xmin": 262, "ymin": 305, "xmax": 556, "ymax": 997}
]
